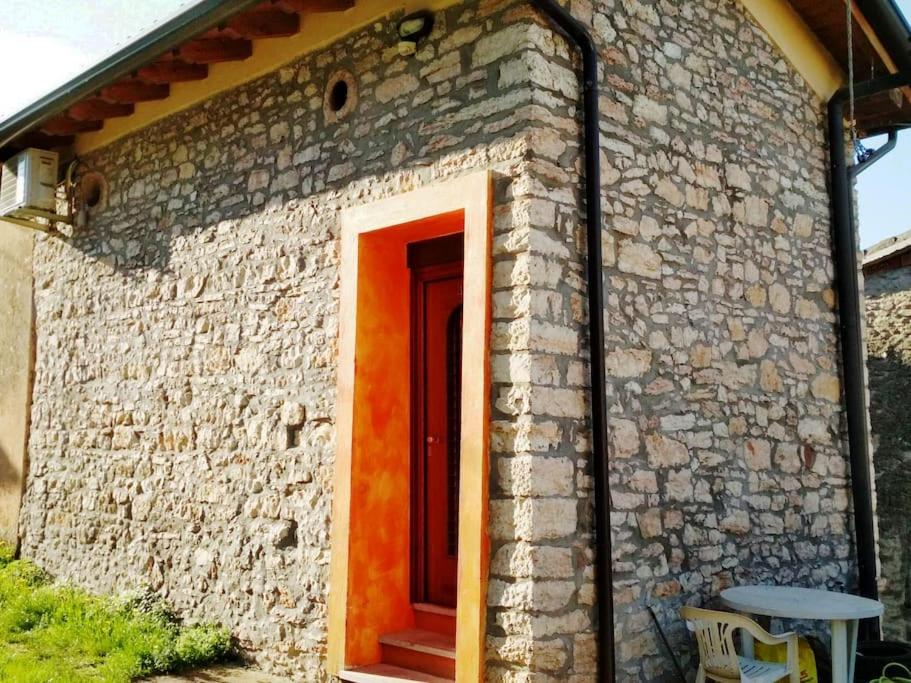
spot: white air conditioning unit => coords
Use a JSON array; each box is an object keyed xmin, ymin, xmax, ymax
[{"xmin": 0, "ymin": 148, "xmax": 59, "ymax": 219}]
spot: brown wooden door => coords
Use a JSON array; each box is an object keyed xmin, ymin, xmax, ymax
[{"xmin": 412, "ymin": 261, "xmax": 463, "ymax": 607}]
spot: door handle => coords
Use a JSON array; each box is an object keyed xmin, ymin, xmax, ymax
[{"xmin": 426, "ymin": 436, "xmax": 440, "ymax": 445}]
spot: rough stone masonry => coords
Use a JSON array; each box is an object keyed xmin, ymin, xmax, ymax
[
  {"xmin": 19, "ymin": 0, "xmax": 854, "ymax": 680},
  {"xmin": 865, "ymin": 261, "xmax": 911, "ymax": 641}
]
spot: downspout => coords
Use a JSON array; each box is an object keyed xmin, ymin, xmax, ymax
[
  {"xmin": 527, "ymin": 2, "xmax": 616, "ymax": 680},
  {"xmin": 827, "ymin": 71, "xmax": 911, "ymax": 615}
]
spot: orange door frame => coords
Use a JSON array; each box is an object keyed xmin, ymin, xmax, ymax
[{"xmin": 327, "ymin": 171, "xmax": 492, "ymax": 682}]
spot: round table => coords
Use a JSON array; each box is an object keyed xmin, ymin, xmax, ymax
[{"xmin": 721, "ymin": 586, "xmax": 884, "ymax": 683}]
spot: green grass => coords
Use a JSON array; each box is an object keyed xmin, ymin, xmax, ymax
[{"xmin": 0, "ymin": 544, "xmax": 233, "ymax": 682}]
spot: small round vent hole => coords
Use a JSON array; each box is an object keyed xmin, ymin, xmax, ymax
[
  {"xmin": 85, "ymin": 181, "xmax": 103, "ymax": 208},
  {"xmin": 329, "ymin": 80, "xmax": 349, "ymax": 112},
  {"xmin": 323, "ymin": 70, "xmax": 357, "ymax": 124},
  {"xmin": 80, "ymin": 172, "xmax": 107, "ymax": 212}
]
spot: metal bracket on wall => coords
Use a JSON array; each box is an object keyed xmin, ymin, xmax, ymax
[
  {"xmin": 0, "ymin": 207, "xmax": 72, "ymax": 234},
  {"xmin": 849, "ymin": 128, "xmax": 905, "ymax": 179}
]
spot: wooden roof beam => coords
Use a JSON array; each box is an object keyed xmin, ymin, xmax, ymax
[
  {"xmin": 179, "ymin": 37, "xmax": 253, "ymax": 64},
  {"xmin": 11, "ymin": 131, "xmax": 75, "ymax": 151},
  {"xmin": 100, "ymin": 79, "xmax": 170, "ymax": 103},
  {"xmin": 138, "ymin": 60, "xmax": 209, "ymax": 84},
  {"xmin": 851, "ymin": 2, "xmax": 911, "ymax": 105},
  {"xmin": 41, "ymin": 116, "xmax": 103, "ymax": 136},
  {"xmin": 225, "ymin": 9, "xmax": 300, "ymax": 38},
  {"xmin": 69, "ymin": 98, "xmax": 135, "ymax": 121},
  {"xmin": 274, "ymin": 0, "xmax": 354, "ymax": 14}
]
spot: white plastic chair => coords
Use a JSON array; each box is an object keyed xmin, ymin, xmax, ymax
[{"xmin": 682, "ymin": 606, "xmax": 800, "ymax": 683}]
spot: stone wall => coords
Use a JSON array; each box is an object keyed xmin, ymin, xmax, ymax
[
  {"xmin": 865, "ymin": 264, "xmax": 911, "ymax": 640},
  {"xmin": 18, "ymin": 0, "xmax": 853, "ymax": 680},
  {"xmin": 521, "ymin": 0, "xmax": 852, "ymax": 677},
  {"xmin": 21, "ymin": 1, "xmax": 593, "ymax": 678}
]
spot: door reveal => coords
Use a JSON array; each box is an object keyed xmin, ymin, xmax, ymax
[{"xmin": 409, "ymin": 234, "xmax": 464, "ymax": 608}]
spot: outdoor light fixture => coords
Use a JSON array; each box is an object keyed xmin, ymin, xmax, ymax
[{"xmin": 397, "ymin": 11, "xmax": 433, "ymax": 56}]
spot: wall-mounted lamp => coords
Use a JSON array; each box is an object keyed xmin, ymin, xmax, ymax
[{"xmin": 397, "ymin": 11, "xmax": 433, "ymax": 56}]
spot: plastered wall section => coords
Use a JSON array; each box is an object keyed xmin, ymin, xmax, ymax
[{"xmin": 0, "ymin": 223, "xmax": 33, "ymax": 547}]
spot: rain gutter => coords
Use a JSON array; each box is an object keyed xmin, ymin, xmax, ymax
[{"xmin": 857, "ymin": 0, "xmax": 911, "ymax": 72}]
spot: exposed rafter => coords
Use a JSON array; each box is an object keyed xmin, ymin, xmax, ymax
[
  {"xmin": 101, "ymin": 80, "xmax": 171, "ymax": 103},
  {"xmin": 14, "ymin": 131, "xmax": 75, "ymax": 150},
  {"xmin": 850, "ymin": 2, "xmax": 911, "ymax": 104},
  {"xmin": 69, "ymin": 98, "xmax": 135, "ymax": 121},
  {"xmin": 179, "ymin": 37, "xmax": 254, "ymax": 63},
  {"xmin": 785, "ymin": 0, "xmax": 911, "ymax": 130},
  {"xmin": 0, "ymin": 0, "xmax": 364, "ymax": 157},
  {"xmin": 225, "ymin": 8, "xmax": 300, "ymax": 38},
  {"xmin": 41, "ymin": 116, "xmax": 104, "ymax": 136},
  {"xmin": 138, "ymin": 60, "xmax": 209, "ymax": 84},
  {"xmin": 275, "ymin": 0, "xmax": 355, "ymax": 12}
]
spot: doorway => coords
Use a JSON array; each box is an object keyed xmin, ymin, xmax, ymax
[
  {"xmin": 409, "ymin": 235, "xmax": 464, "ymax": 608},
  {"xmin": 327, "ymin": 171, "xmax": 492, "ymax": 682}
]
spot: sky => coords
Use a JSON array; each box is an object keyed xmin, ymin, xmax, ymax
[
  {"xmin": 0, "ymin": 1, "xmax": 193, "ymax": 120},
  {"xmin": 0, "ymin": 0, "xmax": 908, "ymax": 249}
]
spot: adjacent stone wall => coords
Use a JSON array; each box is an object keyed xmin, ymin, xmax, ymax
[
  {"xmin": 18, "ymin": 0, "xmax": 854, "ymax": 680},
  {"xmin": 865, "ymin": 264, "xmax": 911, "ymax": 640}
]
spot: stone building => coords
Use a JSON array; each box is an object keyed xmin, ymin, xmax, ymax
[
  {"xmin": 0, "ymin": 0, "xmax": 909, "ymax": 680},
  {"xmin": 864, "ymin": 230, "xmax": 911, "ymax": 641}
]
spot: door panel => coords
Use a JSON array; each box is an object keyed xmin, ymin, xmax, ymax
[{"xmin": 412, "ymin": 261, "xmax": 463, "ymax": 607}]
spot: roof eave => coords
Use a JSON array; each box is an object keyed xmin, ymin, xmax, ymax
[
  {"xmin": 857, "ymin": 0, "xmax": 911, "ymax": 72},
  {"xmin": 1, "ymin": 0, "xmax": 909, "ymax": 153},
  {"xmin": 0, "ymin": 0, "xmax": 262, "ymax": 151},
  {"xmin": 864, "ymin": 228, "xmax": 911, "ymax": 267}
]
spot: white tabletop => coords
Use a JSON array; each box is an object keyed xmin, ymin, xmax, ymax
[{"xmin": 721, "ymin": 586, "xmax": 884, "ymax": 620}]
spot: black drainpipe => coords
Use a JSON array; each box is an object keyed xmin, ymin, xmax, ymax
[
  {"xmin": 828, "ymin": 71, "xmax": 911, "ymax": 619},
  {"xmin": 527, "ymin": 2, "xmax": 615, "ymax": 680}
]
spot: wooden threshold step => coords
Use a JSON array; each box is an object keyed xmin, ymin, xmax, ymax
[
  {"xmin": 380, "ymin": 628, "xmax": 455, "ymax": 658},
  {"xmin": 413, "ymin": 603, "xmax": 456, "ymax": 636},
  {"xmin": 339, "ymin": 663, "xmax": 454, "ymax": 682},
  {"xmin": 379, "ymin": 628, "xmax": 455, "ymax": 678}
]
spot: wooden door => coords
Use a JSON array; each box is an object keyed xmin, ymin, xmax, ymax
[{"xmin": 412, "ymin": 258, "xmax": 463, "ymax": 608}]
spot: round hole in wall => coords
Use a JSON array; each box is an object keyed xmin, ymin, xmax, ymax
[
  {"xmin": 323, "ymin": 69, "xmax": 357, "ymax": 124},
  {"xmin": 80, "ymin": 172, "xmax": 107, "ymax": 212},
  {"xmin": 84, "ymin": 180, "xmax": 103, "ymax": 208},
  {"xmin": 329, "ymin": 79, "xmax": 349, "ymax": 112}
]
